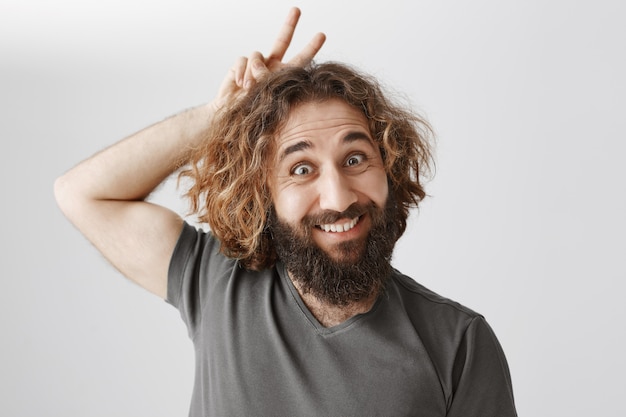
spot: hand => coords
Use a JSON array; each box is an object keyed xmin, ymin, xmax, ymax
[{"xmin": 212, "ymin": 7, "xmax": 326, "ymax": 109}]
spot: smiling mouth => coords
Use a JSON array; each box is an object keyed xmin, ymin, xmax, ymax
[{"xmin": 316, "ymin": 216, "xmax": 360, "ymax": 233}]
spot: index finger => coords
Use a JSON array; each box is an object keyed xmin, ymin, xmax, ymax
[{"xmin": 266, "ymin": 7, "xmax": 301, "ymax": 62}]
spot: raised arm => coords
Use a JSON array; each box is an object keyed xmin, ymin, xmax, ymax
[{"xmin": 54, "ymin": 7, "xmax": 325, "ymax": 299}]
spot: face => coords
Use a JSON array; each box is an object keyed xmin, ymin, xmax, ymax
[{"xmin": 269, "ymin": 99, "xmax": 389, "ymax": 262}]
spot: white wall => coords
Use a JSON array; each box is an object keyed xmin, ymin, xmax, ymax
[{"xmin": 2, "ymin": 0, "xmax": 625, "ymax": 415}]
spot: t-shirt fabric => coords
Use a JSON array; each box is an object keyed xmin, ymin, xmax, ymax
[{"xmin": 167, "ymin": 222, "xmax": 517, "ymax": 416}]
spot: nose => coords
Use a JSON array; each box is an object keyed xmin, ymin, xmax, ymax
[{"xmin": 318, "ymin": 167, "xmax": 358, "ymax": 213}]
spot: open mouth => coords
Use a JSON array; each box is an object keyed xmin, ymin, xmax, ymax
[{"xmin": 315, "ymin": 216, "xmax": 360, "ymax": 233}]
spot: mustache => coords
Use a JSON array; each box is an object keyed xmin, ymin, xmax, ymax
[{"xmin": 301, "ymin": 202, "xmax": 379, "ymax": 227}]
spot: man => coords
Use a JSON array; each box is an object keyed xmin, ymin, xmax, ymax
[{"xmin": 55, "ymin": 7, "xmax": 517, "ymax": 416}]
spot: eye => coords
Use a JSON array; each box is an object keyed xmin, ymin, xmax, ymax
[
  {"xmin": 345, "ymin": 154, "xmax": 366, "ymax": 167},
  {"xmin": 291, "ymin": 163, "xmax": 313, "ymax": 176}
]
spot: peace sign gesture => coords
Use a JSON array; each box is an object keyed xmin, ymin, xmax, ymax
[{"xmin": 214, "ymin": 7, "xmax": 326, "ymax": 108}]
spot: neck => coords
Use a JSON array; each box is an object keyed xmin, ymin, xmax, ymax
[{"xmin": 290, "ymin": 275, "xmax": 380, "ymax": 328}]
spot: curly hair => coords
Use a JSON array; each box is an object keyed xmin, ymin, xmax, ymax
[{"xmin": 180, "ymin": 62, "xmax": 434, "ymax": 270}]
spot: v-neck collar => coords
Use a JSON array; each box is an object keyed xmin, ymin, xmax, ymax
[{"xmin": 276, "ymin": 261, "xmax": 384, "ymax": 336}]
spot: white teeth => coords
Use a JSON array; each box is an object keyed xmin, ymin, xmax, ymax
[{"xmin": 318, "ymin": 217, "xmax": 359, "ymax": 233}]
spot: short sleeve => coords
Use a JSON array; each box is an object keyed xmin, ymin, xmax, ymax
[
  {"xmin": 166, "ymin": 222, "xmax": 199, "ymax": 308},
  {"xmin": 447, "ymin": 316, "xmax": 517, "ymax": 416},
  {"xmin": 166, "ymin": 222, "xmax": 230, "ymax": 337}
]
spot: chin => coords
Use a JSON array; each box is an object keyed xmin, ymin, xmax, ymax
[{"xmin": 323, "ymin": 238, "xmax": 368, "ymax": 265}]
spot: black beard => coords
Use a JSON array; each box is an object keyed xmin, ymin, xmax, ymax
[{"xmin": 269, "ymin": 198, "xmax": 400, "ymax": 306}]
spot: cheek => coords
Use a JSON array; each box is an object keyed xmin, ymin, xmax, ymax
[
  {"xmin": 272, "ymin": 187, "xmax": 314, "ymax": 224},
  {"xmin": 363, "ymin": 169, "xmax": 389, "ymax": 208}
]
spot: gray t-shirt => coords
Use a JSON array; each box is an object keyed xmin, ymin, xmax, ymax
[{"xmin": 167, "ymin": 222, "xmax": 517, "ymax": 416}]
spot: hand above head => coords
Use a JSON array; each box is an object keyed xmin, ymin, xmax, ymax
[
  {"xmin": 54, "ymin": 7, "xmax": 325, "ymax": 300},
  {"xmin": 213, "ymin": 7, "xmax": 326, "ymax": 110}
]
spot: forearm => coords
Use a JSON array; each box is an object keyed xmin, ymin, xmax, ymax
[{"xmin": 55, "ymin": 102, "xmax": 215, "ymax": 206}]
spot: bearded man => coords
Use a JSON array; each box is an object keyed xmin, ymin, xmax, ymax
[{"xmin": 54, "ymin": 8, "xmax": 517, "ymax": 417}]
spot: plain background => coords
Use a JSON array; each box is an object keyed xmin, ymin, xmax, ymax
[{"xmin": 2, "ymin": 0, "xmax": 625, "ymax": 415}]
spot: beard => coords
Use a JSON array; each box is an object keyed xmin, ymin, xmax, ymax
[{"xmin": 269, "ymin": 197, "xmax": 400, "ymax": 306}]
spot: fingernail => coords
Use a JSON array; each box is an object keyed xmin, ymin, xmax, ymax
[
  {"xmin": 244, "ymin": 79, "xmax": 252, "ymax": 89},
  {"xmin": 253, "ymin": 59, "xmax": 264, "ymax": 70}
]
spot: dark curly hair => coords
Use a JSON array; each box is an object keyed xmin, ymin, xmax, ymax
[{"xmin": 180, "ymin": 62, "xmax": 434, "ymax": 270}]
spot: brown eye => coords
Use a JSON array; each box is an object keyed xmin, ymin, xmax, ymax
[
  {"xmin": 292, "ymin": 163, "xmax": 313, "ymax": 176},
  {"xmin": 345, "ymin": 154, "xmax": 365, "ymax": 167}
]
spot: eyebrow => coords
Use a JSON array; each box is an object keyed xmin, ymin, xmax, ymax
[
  {"xmin": 280, "ymin": 140, "xmax": 313, "ymax": 161},
  {"xmin": 278, "ymin": 131, "xmax": 373, "ymax": 162},
  {"xmin": 343, "ymin": 131, "xmax": 373, "ymax": 145}
]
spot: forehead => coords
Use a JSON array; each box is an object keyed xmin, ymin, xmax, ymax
[{"xmin": 275, "ymin": 99, "xmax": 371, "ymax": 150}]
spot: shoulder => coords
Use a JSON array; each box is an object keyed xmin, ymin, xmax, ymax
[
  {"xmin": 168, "ymin": 221, "xmax": 277, "ymax": 294},
  {"xmin": 385, "ymin": 269, "xmax": 487, "ymax": 358},
  {"xmin": 167, "ymin": 222, "xmax": 238, "ymax": 306},
  {"xmin": 170, "ymin": 222, "xmax": 235, "ymax": 272},
  {"xmin": 386, "ymin": 270, "xmax": 515, "ymax": 409},
  {"xmin": 167, "ymin": 222, "xmax": 278, "ymax": 335},
  {"xmin": 408, "ymin": 277, "xmax": 518, "ymax": 415},
  {"xmin": 390, "ymin": 269, "xmax": 481, "ymax": 320}
]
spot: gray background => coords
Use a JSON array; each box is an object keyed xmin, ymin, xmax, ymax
[{"xmin": 2, "ymin": 0, "xmax": 625, "ymax": 415}]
